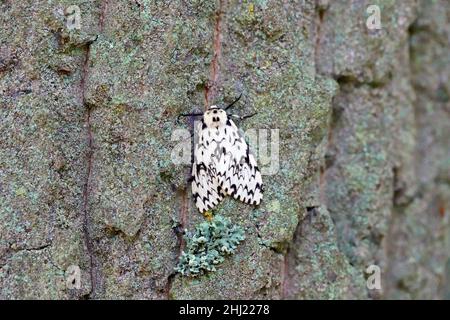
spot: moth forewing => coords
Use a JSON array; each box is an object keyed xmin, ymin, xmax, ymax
[{"xmin": 191, "ymin": 107, "xmax": 263, "ymax": 213}]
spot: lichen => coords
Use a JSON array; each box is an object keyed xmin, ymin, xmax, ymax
[{"xmin": 175, "ymin": 215, "xmax": 245, "ymax": 277}]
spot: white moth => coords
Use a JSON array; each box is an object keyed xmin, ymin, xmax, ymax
[{"xmin": 186, "ymin": 98, "xmax": 263, "ymax": 213}]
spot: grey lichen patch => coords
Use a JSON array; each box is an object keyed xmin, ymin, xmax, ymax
[{"xmin": 175, "ymin": 215, "xmax": 245, "ymax": 277}]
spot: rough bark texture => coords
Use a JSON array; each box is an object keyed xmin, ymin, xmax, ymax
[{"xmin": 0, "ymin": 0, "xmax": 449, "ymax": 299}]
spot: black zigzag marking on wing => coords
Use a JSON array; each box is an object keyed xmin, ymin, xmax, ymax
[{"xmin": 192, "ymin": 117, "xmax": 262, "ymax": 212}]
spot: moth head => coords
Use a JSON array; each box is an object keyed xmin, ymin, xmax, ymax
[{"xmin": 203, "ymin": 106, "xmax": 228, "ymax": 128}]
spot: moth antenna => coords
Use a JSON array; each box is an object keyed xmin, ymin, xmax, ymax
[
  {"xmin": 177, "ymin": 113, "xmax": 204, "ymax": 124},
  {"xmin": 230, "ymin": 112, "xmax": 257, "ymax": 120},
  {"xmin": 178, "ymin": 113, "xmax": 204, "ymax": 117},
  {"xmin": 224, "ymin": 93, "xmax": 243, "ymax": 111}
]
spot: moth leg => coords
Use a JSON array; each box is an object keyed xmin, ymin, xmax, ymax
[
  {"xmin": 176, "ymin": 112, "xmax": 203, "ymax": 125},
  {"xmin": 230, "ymin": 112, "xmax": 257, "ymax": 121}
]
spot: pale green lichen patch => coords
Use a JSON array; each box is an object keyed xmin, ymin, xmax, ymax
[{"xmin": 175, "ymin": 215, "xmax": 245, "ymax": 277}]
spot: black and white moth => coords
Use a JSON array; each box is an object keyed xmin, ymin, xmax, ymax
[{"xmin": 180, "ymin": 95, "xmax": 263, "ymax": 213}]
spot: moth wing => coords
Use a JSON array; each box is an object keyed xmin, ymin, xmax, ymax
[
  {"xmin": 219, "ymin": 120, "xmax": 263, "ymax": 206},
  {"xmin": 191, "ymin": 122, "xmax": 223, "ymax": 213}
]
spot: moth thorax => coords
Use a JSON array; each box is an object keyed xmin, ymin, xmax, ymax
[{"xmin": 204, "ymin": 106, "xmax": 227, "ymax": 128}]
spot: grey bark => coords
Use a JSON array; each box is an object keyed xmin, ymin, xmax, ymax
[{"xmin": 0, "ymin": 0, "xmax": 449, "ymax": 299}]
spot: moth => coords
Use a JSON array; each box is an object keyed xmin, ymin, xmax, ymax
[{"xmin": 179, "ymin": 95, "xmax": 263, "ymax": 213}]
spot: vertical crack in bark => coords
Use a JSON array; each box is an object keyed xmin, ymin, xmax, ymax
[
  {"xmin": 81, "ymin": 43, "xmax": 96, "ymax": 299},
  {"xmin": 174, "ymin": 188, "xmax": 189, "ymax": 265},
  {"xmin": 178, "ymin": 188, "xmax": 189, "ymax": 254},
  {"xmin": 204, "ymin": 0, "xmax": 225, "ymax": 109},
  {"xmin": 166, "ymin": 188, "xmax": 189, "ymax": 299},
  {"xmin": 80, "ymin": 0, "xmax": 109, "ymax": 299}
]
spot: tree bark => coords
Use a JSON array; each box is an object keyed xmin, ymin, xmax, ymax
[{"xmin": 0, "ymin": 0, "xmax": 449, "ymax": 299}]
